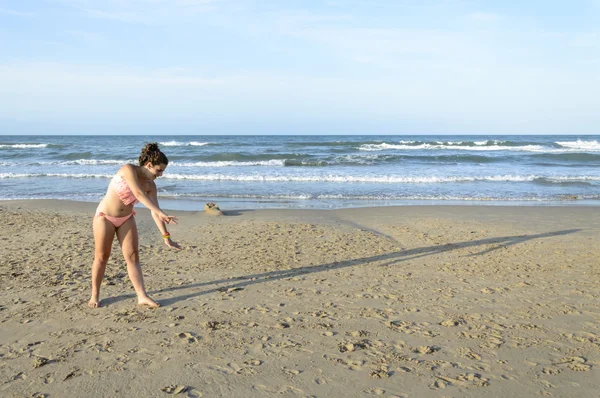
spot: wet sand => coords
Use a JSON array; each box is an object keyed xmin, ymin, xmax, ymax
[{"xmin": 1, "ymin": 200, "xmax": 599, "ymax": 397}]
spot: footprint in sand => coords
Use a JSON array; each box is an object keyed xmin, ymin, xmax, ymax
[
  {"xmin": 33, "ymin": 356, "xmax": 50, "ymax": 368},
  {"xmin": 432, "ymin": 378, "xmax": 452, "ymax": 389},
  {"xmin": 568, "ymin": 363, "xmax": 591, "ymax": 371},
  {"xmin": 542, "ymin": 367, "xmax": 562, "ymax": 375},
  {"xmin": 457, "ymin": 347, "xmax": 482, "ymax": 360},
  {"xmin": 553, "ymin": 356, "xmax": 591, "ymax": 371},
  {"xmin": 62, "ymin": 367, "xmax": 80, "ymax": 381},
  {"xmin": 440, "ymin": 319, "xmax": 460, "ymax": 327},
  {"xmin": 9, "ymin": 372, "xmax": 27, "ymax": 381},
  {"xmin": 253, "ymin": 385, "xmax": 303, "ymax": 394},
  {"xmin": 413, "ymin": 345, "xmax": 437, "ymax": 354},
  {"xmin": 554, "ymin": 356, "xmax": 585, "ymax": 364},
  {"xmin": 161, "ymin": 385, "xmax": 190, "ymax": 394},
  {"xmin": 176, "ymin": 332, "xmax": 199, "ymax": 344},
  {"xmin": 282, "ymin": 367, "xmax": 302, "ymax": 376},
  {"xmin": 202, "ymin": 320, "xmax": 230, "ymax": 331},
  {"xmin": 43, "ymin": 373, "xmax": 54, "ymax": 384},
  {"xmin": 364, "ymin": 387, "xmax": 386, "ymax": 395},
  {"xmin": 370, "ymin": 368, "xmax": 390, "ymax": 379}
]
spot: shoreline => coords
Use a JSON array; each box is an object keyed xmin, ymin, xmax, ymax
[
  {"xmin": 1, "ymin": 199, "xmax": 599, "ymax": 396},
  {"xmin": 3, "ymin": 196, "xmax": 600, "ymax": 213},
  {"xmin": 3, "ymin": 199, "xmax": 600, "ymax": 233}
]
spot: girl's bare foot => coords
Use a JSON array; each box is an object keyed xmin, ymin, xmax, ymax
[
  {"xmin": 88, "ymin": 296, "xmax": 101, "ymax": 308},
  {"xmin": 138, "ymin": 296, "xmax": 160, "ymax": 308}
]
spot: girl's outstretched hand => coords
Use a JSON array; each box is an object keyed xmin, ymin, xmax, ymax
[
  {"xmin": 160, "ymin": 213, "xmax": 178, "ymax": 224},
  {"xmin": 164, "ymin": 238, "xmax": 182, "ymax": 250}
]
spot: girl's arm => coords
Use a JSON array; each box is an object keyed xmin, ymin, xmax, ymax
[
  {"xmin": 148, "ymin": 183, "xmax": 181, "ymax": 250},
  {"xmin": 120, "ymin": 164, "xmax": 177, "ymax": 225}
]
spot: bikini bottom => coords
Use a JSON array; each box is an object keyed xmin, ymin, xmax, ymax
[{"xmin": 95, "ymin": 209, "xmax": 136, "ymax": 228}]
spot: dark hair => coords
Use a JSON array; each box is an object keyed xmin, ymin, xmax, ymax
[{"xmin": 139, "ymin": 142, "xmax": 168, "ymax": 166}]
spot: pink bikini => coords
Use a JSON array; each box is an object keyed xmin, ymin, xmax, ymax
[{"xmin": 95, "ymin": 174, "xmax": 139, "ymax": 228}]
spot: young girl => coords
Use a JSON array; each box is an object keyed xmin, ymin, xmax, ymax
[{"xmin": 88, "ymin": 142, "xmax": 180, "ymax": 308}]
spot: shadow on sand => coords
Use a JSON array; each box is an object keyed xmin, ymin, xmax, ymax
[{"xmin": 100, "ymin": 228, "xmax": 579, "ymax": 307}]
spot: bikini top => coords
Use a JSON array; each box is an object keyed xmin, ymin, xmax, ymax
[{"xmin": 110, "ymin": 174, "xmax": 138, "ymax": 206}]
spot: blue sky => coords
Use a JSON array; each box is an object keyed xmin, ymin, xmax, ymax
[{"xmin": 0, "ymin": 0, "xmax": 599, "ymax": 135}]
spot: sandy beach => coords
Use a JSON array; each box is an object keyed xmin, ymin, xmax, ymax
[{"xmin": 1, "ymin": 200, "xmax": 599, "ymax": 397}]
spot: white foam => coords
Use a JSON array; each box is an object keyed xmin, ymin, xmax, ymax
[
  {"xmin": 0, "ymin": 144, "xmax": 48, "ymax": 148},
  {"xmin": 159, "ymin": 141, "xmax": 186, "ymax": 147},
  {"xmin": 6, "ymin": 159, "xmax": 127, "ymax": 166},
  {"xmin": 383, "ymin": 140, "xmax": 506, "ymax": 146},
  {"xmin": 0, "ymin": 173, "xmax": 112, "ymax": 179},
  {"xmin": 359, "ymin": 143, "xmax": 546, "ymax": 152},
  {"xmin": 162, "ymin": 173, "xmax": 544, "ymax": 183},
  {"xmin": 547, "ymin": 175, "xmax": 600, "ymax": 182},
  {"xmin": 161, "ymin": 193, "xmax": 313, "ymax": 200},
  {"xmin": 3, "ymin": 171, "xmax": 599, "ymax": 186},
  {"xmin": 171, "ymin": 160, "xmax": 285, "ymax": 167},
  {"xmin": 334, "ymin": 154, "xmax": 381, "ymax": 164},
  {"xmin": 555, "ymin": 140, "xmax": 600, "ymax": 151},
  {"xmin": 63, "ymin": 159, "xmax": 128, "ymax": 165},
  {"xmin": 314, "ymin": 194, "xmax": 546, "ymax": 201},
  {"xmin": 361, "ymin": 140, "xmax": 600, "ymax": 153},
  {"xmin": 159, "ymin": 141, "xmax": 209, "ymax": 147}
]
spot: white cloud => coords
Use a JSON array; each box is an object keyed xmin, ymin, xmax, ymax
[
  {"xmin": 287, "ymin": 26, "xmax": 490, "ymax": 67},
  {"xmin": 467, "ymin": 11, "xmax": 502, "ymax": 22},
  {"xmin": 0, "ymin": 62, "xmax": 228, "ymax": 89},
  {"xmin": 64, "ymin": 29, "xmax": 106, "ymax": 43},
  {"xmin": 0, "ymin": 7, "xmax": 35, "ymax": 16},
  {"xmin": 81, "ymin": 8, "xmax": 151, "ymax": 24},
  {"xmin": 1, "ymin": 60, "xmax": 598, "ymax": 134},
  {"xmin": 571, "ymin": 32, "xmax": 599, "ymax": 48},
  {"xmin": 269, "ymin": 10, "xmax": 352, "ymax": 25},
  {"xmin": 56, "ymin": 0, "xmax": 222, "ymax": 23}
]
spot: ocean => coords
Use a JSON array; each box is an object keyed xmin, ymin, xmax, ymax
[{"xmin": 1, "ymin": 135, "xmax": 600, "ymax": 210}]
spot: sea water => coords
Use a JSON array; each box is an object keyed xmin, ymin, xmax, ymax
[{"xmin": 1, "ymin": 135, "xmax": 600, "ymax": 210}]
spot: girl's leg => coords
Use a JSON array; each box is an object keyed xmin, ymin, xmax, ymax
[
  {"xmin": 117, "ymin": 216, "xmax": 160, "ymax": 307},
  {"xmin": 89, "ymin": 215, "xmax": 116, "ymax": 308}
]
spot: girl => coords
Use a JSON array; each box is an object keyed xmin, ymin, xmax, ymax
[{"xmin": 88, "ymin": 142, "xmax": 179, "ymax": 308}]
